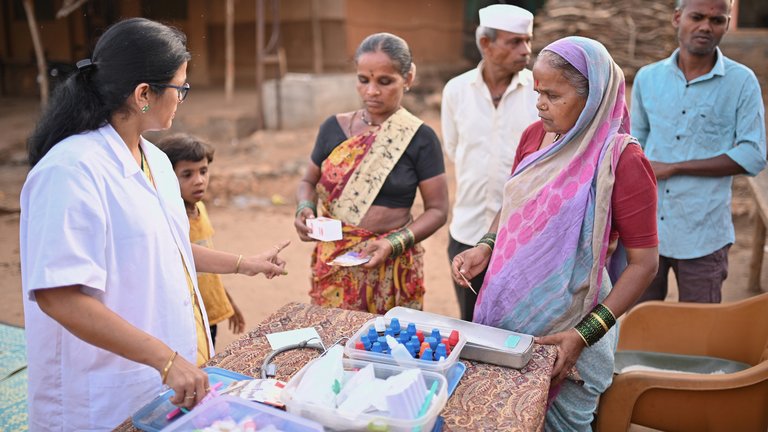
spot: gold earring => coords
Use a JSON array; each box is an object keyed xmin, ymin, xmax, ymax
[{"xmin": 141, "ymin": 105, "xmax": 150, "ymax": 113}]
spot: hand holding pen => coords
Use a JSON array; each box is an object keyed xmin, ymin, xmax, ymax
[
  {"xmin": 451, "ymin": 245, "xmax": 492, "ymax": 293},
  {"xmin": 458, "ymin": 272, "xmax": 478, "ymax": 295}
]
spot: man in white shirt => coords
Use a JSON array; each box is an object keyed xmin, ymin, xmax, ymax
[{"xmin": 441, "ymin": 4, "xmax": 539, "ymax": 321}]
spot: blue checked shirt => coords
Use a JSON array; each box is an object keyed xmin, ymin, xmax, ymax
[{"xmin": 631, "ymin": 48, "xmax": 766, "ymax": 259}]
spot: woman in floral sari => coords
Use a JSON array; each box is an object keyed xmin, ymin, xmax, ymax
[
  {"xmin": 452, "ymin": 36, "xmax": 659, "ymax": 430},
  {"xmin": 294, "ymin": 33, "xmax": 449, "ymax": 314}
]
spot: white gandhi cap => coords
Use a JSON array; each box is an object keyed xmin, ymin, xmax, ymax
[{"xmin": 479, "ymin": 4, "xmax": 534, "ymax": 35}]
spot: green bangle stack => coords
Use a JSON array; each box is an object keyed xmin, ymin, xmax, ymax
[
  {"xmin": 476, "ymin": 232, "xmax": 497, "ymax": 251},
  {"xmin": 386, "ymin": 228, "xmax": 415, "ymax": 258},
  {"xmin": 574, "ymin": 303, "xmax": 617, "ymax": 346},
  {"xmin": 295, "ymin": 200, "xmax": 317, "ymax": 217}
]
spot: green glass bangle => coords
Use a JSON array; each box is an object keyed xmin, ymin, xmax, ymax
[
  {"xmin": 386, "ymin": 229, "xmax": 415, "ymax": 258},
  {"xmin": 386, "ymin": 235, "xmax": 403, "ymax": 258},
  {"xmin": 574, "ymin": 303, "xmax": 616, "ymax": 347},
  {"xmin": 295, "ymin": 200, "xmax": 317, "ymax": 217},
  {"xmin": 593, "ymin": 303, "xmax": 616, "ymax": 327},
  {"xmin": 476, "ymin": 232, "xmax": 497, "ymax": 250}
]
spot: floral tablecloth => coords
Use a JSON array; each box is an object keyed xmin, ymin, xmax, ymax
[{"xmin": 116, "ymin": 302, "xmax": 556, "ymax": 431}]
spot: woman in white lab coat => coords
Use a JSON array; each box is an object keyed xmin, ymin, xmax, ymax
[{"xmin": 21, "ymin": 18, "xmax": 288, "ymax": 431}]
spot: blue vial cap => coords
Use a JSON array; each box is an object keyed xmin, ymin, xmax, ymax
[
  {"xmin": 406, "ymin": 323, "xmax": 417, "ymax": 337},
  {"xmin": 371, "ymin": 342, "xmax": 383, "ymax": 353},
  {"xmin": 405, "ymin": 340, "xmax": 417, "ymax": 357},
  {"xmin": 408, "ymin": 340, "xmax": 419, "ymax": 355},
  {"xmin": 399, "ymin": 333, "xmax": 410, "ymax": 344},
  {"xmin": 385, "ymin": 327, "xmax": 395, "ymax": 337},
  {"xmin": 425, "ymin": 336, "xmax": 438, "ymax": 351},
  {"xmin": 367, "ymin": 327, "xmax": 378, "ymax": 342},
  {"xmin": 436, "ymin": 343, "xmax": 447, "ymax": 359},
  {"xmin": 377, "ymin": 336, "xmax": 389, "ymax": 353},
  {"xmin": 430, "ymin": 328, "xmax": 442, "ymax": 341},
  {"xmin": 360, "ymin": 334, "xmax": 371, "ymax": 350},
  {"xmin": 422, "ymin": 347, "xmax": 434, "ymax": 361},
  {"xmin": 389, "ymin": 318, "xmax": 401, "ymax": 335}
]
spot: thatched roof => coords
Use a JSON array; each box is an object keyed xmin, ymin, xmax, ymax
[{"xmin": 532, "ymin": 0, "xmax": 678, "ymax": 82}]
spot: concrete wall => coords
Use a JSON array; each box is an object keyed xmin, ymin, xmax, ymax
[{"xmin": 262, "ymin": 72, "xmax": 358, "ymax": 130}]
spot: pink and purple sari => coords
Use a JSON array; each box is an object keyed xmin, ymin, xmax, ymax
[{"xmin": 473, "ymin": 37, "xmax": 636, "ymax": 430}]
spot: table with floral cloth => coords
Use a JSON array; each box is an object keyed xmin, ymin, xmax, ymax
[{"xmin": 116, "ymin": 302, "xmax": 556, "ymax": 431}]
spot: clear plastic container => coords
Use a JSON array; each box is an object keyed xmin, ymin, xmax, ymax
[
  {"xmin": 282, "ymin": 358, "xmax": 448, "ymax": 432},
  {"xmin": 162, "ymin": 395, "xmax": 324, "ymax": 431},
  {"xmin": 133, "ymin": 367, "xmax": 254, "ymax": 432},
  {"xmin": 343, "ymin": 318, "xmax": 467, "ymax": 378}
]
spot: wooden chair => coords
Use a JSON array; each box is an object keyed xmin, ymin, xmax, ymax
[{"xmin": 596, "ymin": 293, "xmax": 768, "ymax": 431}]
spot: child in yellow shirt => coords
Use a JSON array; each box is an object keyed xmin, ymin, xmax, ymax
[{"xmin": 158, "ymin": 134, "xmax": 245, "ymax": 346}]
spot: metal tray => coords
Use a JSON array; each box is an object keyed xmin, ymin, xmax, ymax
[{"xmin": 384, "ymin": 307, "xmax": 533, "ymax": 369}]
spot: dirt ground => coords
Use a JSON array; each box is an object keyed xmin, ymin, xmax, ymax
[{"xmin": 0, "ymin": 91, "xmax": 766, "ymax": 352}]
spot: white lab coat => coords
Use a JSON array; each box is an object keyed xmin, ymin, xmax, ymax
[{"xmin": 20, "ymin": 124, "xmax": 213, "ymax": 431}]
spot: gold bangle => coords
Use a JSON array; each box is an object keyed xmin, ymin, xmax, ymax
[
  {"xmin": 235, "ymin": 254, "xmax": 243, "ymax": 274},
  {"xmin": 161, "ymin": 351, "xmax": 178, "ymax": 384},
  {"xmin": 396, "ymin": 232, "xmax": 406, "ymax": 251},
  {"xmin": 590, "ymin": 312, "xmax": 610, "ymax": 332}
]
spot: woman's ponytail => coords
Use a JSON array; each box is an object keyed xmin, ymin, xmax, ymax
[{"xmin": 28, "ymin": 62, "xmax": 108, "ymax": 166}]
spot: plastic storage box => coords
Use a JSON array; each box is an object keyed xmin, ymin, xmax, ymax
[
  {"xmin": 282, "ymin": 358, "xmax": 448, "ymax": 432},
  {"xmin": 133, "ymin": 367, "xmax": 288, "ymax": 432},
  {"xmin": 343, "ymin": 318, "xmax": 467, "ymax": 378},
  {"xmin": 385, "ymin": 307, "xmax": 534, "ymax": 369},
  {"xmin": 162, "ymin": 395, "xmax": 324, "ymax": 432}
]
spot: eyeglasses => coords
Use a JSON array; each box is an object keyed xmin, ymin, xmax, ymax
[{"xmin": 149, "ymin": 82, "xmax": 190, "ymax": 102}]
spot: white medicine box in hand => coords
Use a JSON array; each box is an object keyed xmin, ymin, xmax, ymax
[{"xmin": 307, "ymin": 217, "xmax": 343, "ymax": 241}]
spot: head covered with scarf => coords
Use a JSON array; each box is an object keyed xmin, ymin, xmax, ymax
[{"xmin": 473, "ymin": 36, "xmax": 635, "ymax": 335}]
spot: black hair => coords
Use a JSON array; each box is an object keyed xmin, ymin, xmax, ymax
[
  {"xmin": 27, "ymin": 18, "xmax": 191, "ymax": 166},
  {"xmin": 354, "ymin": 33, "xmax": 413, "ymax": 78},
  {"xmin": 156, "ymin": 134, "xmax": 214, "ymax": 168}
]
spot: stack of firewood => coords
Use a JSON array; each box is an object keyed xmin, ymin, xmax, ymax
[{"xmin": 532, "ymin": 0, "xmax": 678, "ymax": 82}]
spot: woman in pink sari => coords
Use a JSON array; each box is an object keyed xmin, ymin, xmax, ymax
[
  {"xmin": 294, "ymin": 33, "xmax": 449, "ymax": 314},
  {"xmin": 452, "ymin": 36, "xmax": 659, "ymax": 430}
]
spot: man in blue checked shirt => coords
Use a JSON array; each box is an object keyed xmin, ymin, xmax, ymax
[{"xmin": 631, "ymin": 0, "xmax": 766, "ymax": 304}]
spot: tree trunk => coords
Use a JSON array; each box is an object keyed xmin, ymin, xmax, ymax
[
  {"xmin": 225, "ymin": 0, "xmax": 235, "ymax": 102},
  {"xmin": 23, "ymin": 0, "xmax": 49, "ymax": 109}
]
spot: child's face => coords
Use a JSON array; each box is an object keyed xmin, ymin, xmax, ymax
[{"xmin": 173, "ymin": 158, "xmax": 209, "ymax": 204}]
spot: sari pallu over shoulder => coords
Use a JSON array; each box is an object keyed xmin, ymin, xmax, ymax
[
  {"xmin": 473, "ymin": 37, "xmax": 635, "ymax": 336},
  {"xmin": 311, "ymin": 108, "xmax": 425, "ymax": 313},
  {"xmin": 317, "ymin": 107, "xmax": 423, "ymax": 225}
]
